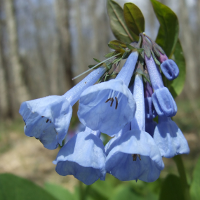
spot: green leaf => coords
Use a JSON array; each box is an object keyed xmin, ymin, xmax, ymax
[
  {"xmin": 151, "ymin": 0, "xmax": 179, "ymax": 57},
  {"xmin": 93, "ymin": 58, "xmax": 101, "ymax": 63},
  {"xmin": 190, "ymin": 157, "xmax": 200, "ymax": 200},
  {"xmin": 168, "ymin": 40, "xmax": 186, "ymax": 98},
  {"xmin": 110, "ymin": 184, "xmax": 157, "ymax": 200},
  {"xmin": 159, "ymin": 174, "xmax": 184, "ymax": 200},
  {"xmin": 0, "ymin": 173, "xmax": 57, "ymax": 200},
  {"xmin": 107, "ymin": 0, "xmax": 133, "ymax": 43},
  {"xmin": 110, "ymin": 185, "xmax": 143, "ymax": 200},
  {"xmin": 105, "ymin": 52, "xmax": 115, "ymax": 58},
  {"xmin": 44, "ymin": 182, "xmax": 75, "ymax": 200},
  {"xmin": 87, "ymin": 187, "xmax": 108, "ymax": 200},
  {"xmin": 109, "ymin": 40, "xmax": 127, "ymax": 48},
  {"xmin": 124, "ymin": 3, "xmax": 145, "ymax": 38}
]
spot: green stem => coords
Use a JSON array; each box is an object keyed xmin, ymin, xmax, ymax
[
  {"xmin": 79, "ymin": 181, "xmax": 84, "ymax": 200},
  {"xmin": 173, "ymin": 155, "xmax": 190, "ymax": 200}
]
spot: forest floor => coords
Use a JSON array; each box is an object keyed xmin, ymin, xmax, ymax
[{"xmin": 0, "ymin": 98, "xmax": 200, "ymax": 191}]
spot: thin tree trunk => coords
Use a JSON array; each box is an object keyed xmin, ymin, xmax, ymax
[
  {"xmin": 54, "ymin": 0, "xmax": 74, "ymax": 92},
  {"xmin": 178, "ymin": 0, "xmax": 197, "ymax": 96},
  {"xmin": 0, "ymin": 6, "xmax": 9, "ymax": 118},
  {"xmin": 4, "ymin": 0, "xmax": 30, "ymax": 117}
]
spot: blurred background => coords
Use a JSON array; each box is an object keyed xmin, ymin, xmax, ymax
[{"xmin": 0, "ymin": 0, "xmax": 199, "ymax": 197}]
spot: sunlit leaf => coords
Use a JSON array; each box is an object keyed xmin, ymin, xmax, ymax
[
  {"xmin": 168, "ymin": 40, "xmax": 186, "ymax": 98},
  {"xmin": 0, "ymin": 173, "xmax": 57, "ymax": 200},
  {"xmin": 124, "ymin": 3, "xmax": 145, "ymax": 39},
  {"xmin": 107, "ymin": 0, "xmax": 133, "ymax": 43},
  {"xmin": 190, "ymin": 157, "xmax": 200, "ymax": 200},
  {"xmin": 159, "ymin": 174, "xmax": 184, "ymax": 200},
  {"xmin": 151, "ymin": 0, "xmax": 179, "ymax": 57}
]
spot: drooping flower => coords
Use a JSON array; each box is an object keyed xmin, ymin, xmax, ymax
[
  {"xmin": 105, "ymin": 74, "xmax": 164, "ymax": 182},
  {"xmin": 157, "ymin": 50, "xmax": 179, "ymax": 80},
  {"xmin": 153, "ymin": 116, "xmax": 190, "ymax": 158},
  {"xmin": 19, "ymin": 67, "xmax": 106, "ymax": 150},
  {"xmin": 145, "ymin": 55, "xmax": 177, "ymax": 117},
  {"xmin": 53, "ymin": 127, "xmax": 106, "ymax": 185},
  {"xmin": 160, "ymin": 59, "xmax": 179, "ymax": 80},
  {"xmin": 78, "ymin": 51, "xmax": 138, "ymax": 136}
]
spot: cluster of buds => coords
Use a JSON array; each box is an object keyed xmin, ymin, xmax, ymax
[{"xmin": 19, "ymin": 33, "xmax": 189, "ymax": 185}]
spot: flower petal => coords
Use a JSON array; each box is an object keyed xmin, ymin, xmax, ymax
[
  {"xmin": 152, "ymin": 87, "xmax": 177, "ymax": 117},
  {"xmin": 53, "ymin": 128, "xmax": 106, "ymax": 185},
  {"xmin": 78, "ymin": 79, "xmax": 136, "ymax": 136},
  {"xmin": 161, "ymin": 59, "xmax": 179, "ymax": 80},
  {"xmin": 154, "ymin": 117, "xmax": 190, "ymax": 158},
  {"xmin": 19, "ymin": 95, "xmax": 72, "ymax": 150},
  {"xmin": 105, "ymin": 130, "xmax": 164, "ymax": 182}
]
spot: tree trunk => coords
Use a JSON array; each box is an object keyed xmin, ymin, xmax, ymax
[
  {"xmin": 54, "ymin": 0, "xmax": 74, "ymax": 92},
  {"xmin": 178, "ymin": 0, "xmax": 198, "ymax": 96},
  {"xmin": 4, "ymin": 0, "xmax": 30, "ymax": 117},
  {"xmin": 0, "ymin": 6, "xmax": 9, "ymax": 118}
]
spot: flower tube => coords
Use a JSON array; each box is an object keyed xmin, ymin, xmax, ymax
[
  {"xmin": 145, "ymin": 55, "xmax": 177, "ymax": 117},
  {"xmin": 144, "ymin": 82, "xmax": 157, "ymax": 137},
  {"xmin": 19, "ymin": 67, "xmax": 106, "ymax": 150}
]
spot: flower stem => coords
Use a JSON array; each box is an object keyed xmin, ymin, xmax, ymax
[
  {"xmin": 173, "ymin": 155, "xmax": 190, "ymax": 200},
  {"xmin": 79, "ymin": 181, "xmax": 85, "ymax": 200}
]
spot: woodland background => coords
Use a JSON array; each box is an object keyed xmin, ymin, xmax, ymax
[
  {"xmin": 0, "ymin": 0, "xmax": 200, "ymax": 196},
  {"xmin": 0, "ymin": 0, "xmax": 199, "ymax": 119}
]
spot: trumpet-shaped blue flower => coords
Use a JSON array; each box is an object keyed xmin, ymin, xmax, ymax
[
  {"xmin": 105, "ymin": 74, "xmax": 164, "ymax": 182},
  {"xmin": 53, "ymin": 127, "xmax": 106, "ymax": 185},
  {"xmin": 161, "ymin": 59, "xmax": 179, "ymax": 80},
  {"xmin": 153, "ymin": 116, "xmax": 190, "ymax": 158},
  {"xmin": 19, "ymin": 67, "xmax": 106, "ymax": 150},
  {"xmin": 145, "ymin": 55, "xmax": 177, "ymax": 117},
  {"xmin": 78, "ymin": 52, "xmax": 138, "ymax": 136}
]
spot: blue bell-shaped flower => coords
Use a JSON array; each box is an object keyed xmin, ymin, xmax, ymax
[
  {"xmin": 19, "ymin": 67, "xmax": 106, "ymax": 149},
  {"xmin": 105, "ymin": 74, "xmax": 164, "ymax": 182},
  {"xmin": 53, "ymin": 127, "xmax": 106, "ymax": 185},
  {"xmin": 78, "ymin": 52, "xmax": 138, "ymax": 136},
  {"xmin": 145, "ymin": 55, "xmax": 177, "ymax": 117},
  {"xmin": 153, "ymin": 116, "xmax": 190, "ymax": 158}
]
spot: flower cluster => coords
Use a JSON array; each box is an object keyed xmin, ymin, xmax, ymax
[{"xmin": 19, "ymin": 33, "xmax": 189, "ymax": 185}]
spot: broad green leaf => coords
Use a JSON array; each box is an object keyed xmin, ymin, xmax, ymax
[
  {"xmin": 44, "ymin": 182, "xmax": 75, "ymax": 200},
  {"xmin": 124, "ymin": 3, "xmax": 145, "ymax": 39},
  {"xmin": 0, "ymin": 173, "xmax": 57, "ymax": 200},
  {"xmin": 89, "ymin": 177, "xmax": 116, "ymax": 199},
  {"xmin": 159, "ymin": 174, "xmax": 184, "ymax": 200},
  {"xmin": 87, "ymin": 187, "xmax": 108, "ymax": 200},
  {"xmin": 110, "ymin": 185, "xmax": 143, "ymax": 200},
  {"xmin": 107, "ymin": 0, "xmax": 133, "ymax": 43},
  {"xmin": 110, "ymin": 184, "xmax": 157, "ymax": 200},
  {"xmin": 168, "ymin": 40, "xmax": 186, "ymax": 98},
  {"xmin": 151, "ymin": 0, "xmax": 179, "ymax": 57},
  {"xmin": 190, "ymin": 157, "xmax": 200, "ymax": 200}
]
